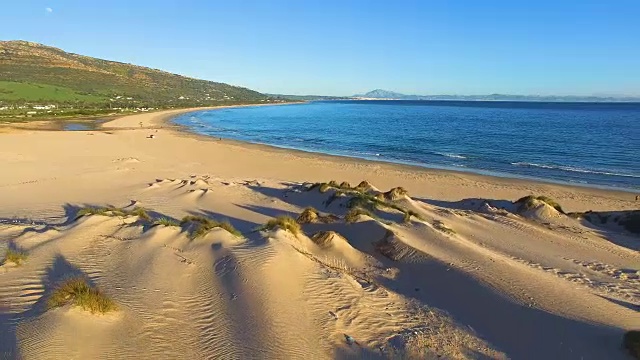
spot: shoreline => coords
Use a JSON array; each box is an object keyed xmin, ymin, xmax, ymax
[
  {"xmin": 112, "ymin": 105, "xmax": 640, "ymax": 199},
  {"xmin": 2, "ymin": 101, "xmax": 638, "ymax": 359}
]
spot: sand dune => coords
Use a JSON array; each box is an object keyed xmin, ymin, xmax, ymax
[{"xmin": 1, "ymin": 109, "xmax": 639, "ymax": 359}]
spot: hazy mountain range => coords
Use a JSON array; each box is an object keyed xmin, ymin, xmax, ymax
[{"xmin": 352, "ymin": 89, "xmax": 640, "ymax": 102}]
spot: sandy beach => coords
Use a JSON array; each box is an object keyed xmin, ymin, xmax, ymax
[{"xmin": 1, "ymin": 107, "xmax": 638, "ymax": 359}]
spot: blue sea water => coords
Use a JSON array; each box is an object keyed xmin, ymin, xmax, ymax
[{"xmin": 174, "ymin": 100, "xmax": 640, "ymax": 192}]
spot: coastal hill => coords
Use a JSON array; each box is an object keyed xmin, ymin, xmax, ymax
[
  {"xmin": 353, "ymin": 89, "xmax": 640, "ymax": 102},
  {"xmin": 0, "ymin": 41, "xmax": 268, "ymax": 109}
]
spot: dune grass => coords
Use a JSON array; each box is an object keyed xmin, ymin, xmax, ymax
[
  {"xmin": 308, "ymin": 180, "xmax": 359, "ymax": 194},
  {"xmin": 297, "ymin": 207, "xmax": 338, "ymax": 224},
  {"xmin": 384, "ymin": 187, "xmax": 409, "ymax": 201},
  {"xmin": 310, "ymin": 231, "xmax": 337, "ymax": 247},
  {"xmin": 619, "ymin": 211, "xmax": 640, "ymax": 234},
  {"xmin": 339, "ymin": 181, "xmax": 351, "ymax": 189},
  {"xmin": 47, "ymin": 277, "xmax": 116, "ymax": 314},
  {"xmin": 76, "ymin": 206, "xmax": 151, "ymax": 221},
  {"xmin": 347, "ymin": 192, "xmax": 420, "ymax": 223},
  {"xmin": 433, "ymin": 220, "xmax": 456, "ymax": 235},
  {"xmin": 345, "ymin": 208, "xmax": 376, "ymax": 223},
  {"xmin": 261, "ymin": 216, "xmax": 301, "ymax": 235},
  {"xmin": 355, "ymin": 180, "xmax": 373, "ymax": 192},
  {"xmin": 181, "ymin": 215, "xmax": 241, "ymax": 238},
  {"xmin": 402, "ymin": 210, "xmax": 421, "ymax": 223},
  {"xmin": 2, "ymin": 248, "xmax": 28, "ymax": 266},
  {"xmin": 624, "ymin": 330, "xmax": 640, "ymax": 359},
  {"xmin": 515, "ymin": 195, "xmax": 565, "ymax": 214},
  {"xmin": 153, "ymin": 217, "xmax": 181, "ymax": 227},
  {"xmin": 297, "ymin": 207, "xmax": 319, "ymax": 224}
]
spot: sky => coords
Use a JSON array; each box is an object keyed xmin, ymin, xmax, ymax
[{"xmin": 1, "ymin": 1, "xmax": 640, "ymax": 96}]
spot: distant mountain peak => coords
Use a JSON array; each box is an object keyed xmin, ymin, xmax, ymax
[
  {"xmin": 351, "ymin": 89, "xmax": 640, "ymax": 102},
  {"xmin": 354, "ymin": 89, "xmax": 407, "ymax": 99}
]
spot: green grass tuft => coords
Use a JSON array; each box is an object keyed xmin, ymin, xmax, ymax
[
  {"xmin": 345, "ymin": 208, "xmax": 375, "ymax": 223},
  {"xmin": 180, "ymin": 215, "xmax": 241, "ymax": 238},
  {"xmin": 76, "ymin": 206, "xmax": 151, "ymax": 221},
  {"xmin": 216, "ymin": 221, "xmax": 242, "ymax": 237},
  {"xmin": 153, "ymin": 218, "xmax": 180, "ymax": 227},
  {"xmin": 2, "ymin": 248, "xmax": 28, "ymax": 265},
  {"xmin": 261, "ymin": 216, "xmax": 301, "ymax": 235},
  {"xmin": 47, "ymin": 277, "xmax": 116, "ymax": 314},
  {"xmin": 129, "ymin": 207, "xmax": 151, "ymax": 221}
]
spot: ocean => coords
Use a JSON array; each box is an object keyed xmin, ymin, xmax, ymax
[{"xmin": 174, "ymin": 100, "xmax": 640, "ymax": 192}]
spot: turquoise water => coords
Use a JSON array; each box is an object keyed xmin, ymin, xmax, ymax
[{"xmin": 174, "ymin": 100, "xmax": 640, "ymax": 191}]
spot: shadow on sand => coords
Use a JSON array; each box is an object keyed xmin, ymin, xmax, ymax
[{"xmin": 0, "ymin": 255, "xmax": 97, "ymax": 359}]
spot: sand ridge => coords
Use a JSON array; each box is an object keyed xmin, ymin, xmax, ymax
[{"xmin": 0, "ymin": 108, "xmax": 639, "ymax": 359}]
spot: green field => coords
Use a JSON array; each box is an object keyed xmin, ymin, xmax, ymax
[{"xmin": 0, "ymin": 81, "xmax": 107, "ymax": 103}]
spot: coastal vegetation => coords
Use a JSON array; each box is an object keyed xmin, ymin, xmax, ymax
[
  {"xmin": 2, "ymin": 248, "xmax": 28, "ymax": 265},
  {"xmin": 345, "ymin": 208, "xmax": 376, "ymax": 223},
  {"xmin": 0, "ymin": 41, "xmax": 286, "ymax": 120},
  {"xmin": 180, "ymin": 215, "xmax": 241, "ymax": 238},
  {"xmin": 153, "ymin": 217, "xmax": 181, "ymax": 227},
  {"xmin": 47, "ymin": 277, "xmax": 117, "ymax": 314},
  {"xmin": 577, "ymin": 210, "xmax": 640, "ymax": 235},
  {"xmin": 296, "ymin": 207, "xmax": 338, "ymax": 224},
  {"xmin": 76, "ymin": 206, "xmax": 151, "ymax": 221},
  {"xmin": 261, "ymin": 216, "xmax": 301, "ymax": 236},
  {"xmin": 515, "ymin": 195, "xmax": 565, "ymax": 214}
]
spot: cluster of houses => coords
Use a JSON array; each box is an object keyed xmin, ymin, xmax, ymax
[{"xmin": 0, "ymin": 104, "xmax": 57, "ymax": 112}]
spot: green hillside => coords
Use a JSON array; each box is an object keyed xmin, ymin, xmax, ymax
[
  {"xmin": 0, "ymin": 40, "xmax": 271, "ymax": 113},
  {"xmin": 0, "ymin": 81, "xmax": 106, "ymax": 102}
]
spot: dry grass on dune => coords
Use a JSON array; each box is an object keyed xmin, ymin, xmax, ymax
[
  {"xmin": 402, "ymin": 210, "xmax": 421, "ymax": 223},
  {"xmin": 153, "ymin": 217, "xmax": 181, "ymax": 227},
  {"xmin": 515, "ymin": 195, "xmax": 565, "ymax": 214},
  {"xmin": 47, "ymin": 277, "xmax": 116, "ymax": 314},
  {"xmin": 347, "ymin": 191, "xmax": 421, "ymax": 223},
  {"xmin": 76, "ymin": 206, "xmax": 151, "ymax": 221},
  {"xmin": 297, "ymin": 207, "xmax": 338, "ymax": 224},
  {"xmin": 310, "ymin": 231, "xmax": 336, "ymax": 247},
  {"xmin": 355, "ymin": 180, "xmax": 373, "ymax": 192},
  {"xmin": 579, "ymin": 210, "xmax": 640, "ymax": 235},
  {"xmin": 307, "ymin": 180, "xmax": 358, "ymax": 193},
  {"xmin": 297, "ymin": 208, "xmax": 319, "ymax": 224},
  {"xmin": 2, "ymin": 248, "xmax": 28, "ymax": 265},
  {"xmin": 261, "ymin": 216, "xmax": 301, "ymax": 236},
  {"xmin": 345, "ymin": 208, "xmax": 376, "ymax": 223},
  {"xmin": 181, "ymin": 215, "xmax": 241, "ymax": 238},
  {"xmin": 433, "ymin": 220, "xmax": 456, "ymax": 235},
  {"xmin": 384, "ymin": 186, "xmax": 409, "ymax": 201}
]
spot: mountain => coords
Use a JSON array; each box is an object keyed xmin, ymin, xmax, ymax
[
  {"xmin": 0, "ymin": 41, "xmax": 268, "ymax": 107},
  {"xmin": 353, "ymin": 89, "xmax": 640, "ymax": 102},
  {"xmin": 353, "ymin": 89, "xmax": 409, "ymax": 99}
]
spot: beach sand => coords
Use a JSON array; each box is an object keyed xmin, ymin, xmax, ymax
[{"xmin": 0, "ymin": 107, "xmax": 638, "ymax": 359}]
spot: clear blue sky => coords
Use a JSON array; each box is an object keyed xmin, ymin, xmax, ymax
[{"xmin": 2, "ymin": 1, "xmax": 639, "ymax": 96}]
